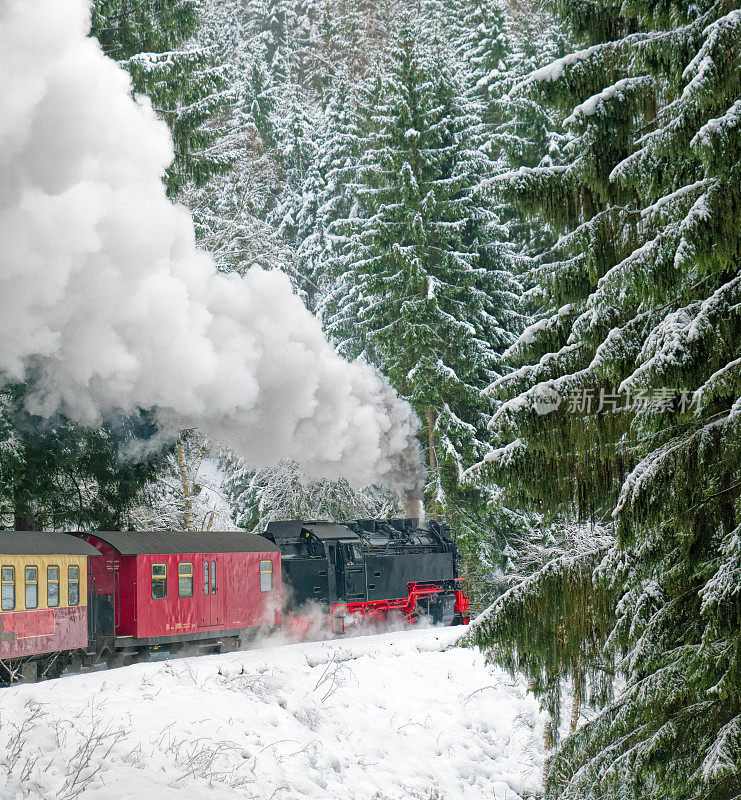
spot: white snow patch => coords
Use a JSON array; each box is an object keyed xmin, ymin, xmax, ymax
[
  {"xmin": 639, "ymin": 179, "xmax": 710, "ymax": 219},
  {"xmin": 563, "ymin": 77, "xmax": 649, "ymax": 126},
  {"xmin": 0, "ymin": 628, "xmax": 546, "ymax": 799},
  {"xmin": 510, "ymin": 44, "xmax": 602, "ymax": 93}
]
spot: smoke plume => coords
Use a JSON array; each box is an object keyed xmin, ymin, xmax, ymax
[{"xmin": 0, "ymin": 0, "xmax": 425, "ymax": 500}]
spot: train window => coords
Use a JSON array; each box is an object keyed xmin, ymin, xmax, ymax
[
  {"xmin": 47, "ymin": 566, "xmax": 60, "ymax": 608},
  {"xmin": 203, "ymin": 561, "xmax": 210, "ymax": 595},
  {"xmin": 25, "ymin": 566, "xmax": 38, "ymax": 610},
  {"xmin": 151, "ymin": 563, "xmax": 167, "ymax": 599},
  {"xmin": 1, "ymin": 566, "xmax": 15, "ymax": 611},
  {"xmin": 211, "ymin": 560, "xmax": 216, "ymax": 594},
  {"xmin": 68, "ymin": 565, "xmax": 80, "ymax": 606},
  {"xmin": 259, "ymin": 559, "xmax": 273, "ymax": 592},
  {"xmin": 178, "ymin": 562, "xmax": 193, "ymax": 598}
]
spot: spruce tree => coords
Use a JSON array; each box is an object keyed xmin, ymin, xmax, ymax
[
  {"xmin": 0, "ymin": 388, "xmax": 165, "ymax": 531},
  {"xmin": 178, "ymin": 10, "xmax": 292, "ymax": 273},
  {"xmin": 454, "ymin": 0, "xmax": 510, "ymax": 105},
  {"xmin": 277, "ymin": 79, "xmax": 365, "ymax": 306},
  {"xmin": 222, "ymin": 457, "xmax": 396, "ymax": 530},
  {"xmin": 325, "ymin": 34, "xmax": 521, "ymax": 522},
  {"xmin": 90, "ymin": 0, "xmax": 232, "ymax": 195},
  {"xmin": 471, "ymin": 0, "xmax": 741, "ymax": 797}
]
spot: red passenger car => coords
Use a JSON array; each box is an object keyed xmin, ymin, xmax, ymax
[{"xmin": 80, "ymin": 532, "xmax": 281, "ymax": 661}]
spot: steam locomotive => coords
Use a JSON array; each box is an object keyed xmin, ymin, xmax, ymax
[
  {"xmin": 265, "ymin": 517, "xmax": 469, "ymax": 633},
  {"xmin": 0, "ymin": 519, "xmax": 469, "ymax": 684}
]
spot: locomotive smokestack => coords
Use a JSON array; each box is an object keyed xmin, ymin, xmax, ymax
[{"xmin": 404, "ymin": 497, "xmax": 425, "ymax": 522}]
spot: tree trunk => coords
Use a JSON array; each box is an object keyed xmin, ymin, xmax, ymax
[
  {"xmin": 570, "ymin": 692, "xmax": 581, "ymax": 734},
  {"xmin": 427, "ymin": 407, "xmax": 438, "ymax": 472},
  {"xmin": 544, "ymin": 718, "xmax": 553, "ymax": 751},
  {"xmin": 570, "ymin": 671, "xmax": 581, "ymax": 734},
  {"xmin": 176, "ymin": 439, "xmax": 194, "ymax": 532},
  {"xmin": 427, "ymin": 408, "xmax": 440, "ymax": 520},
  {"xmin": 544, "ymin": 718, "xmax": 553, "ymax": 788},
  {"xmin": 13, "ymin": 484, "xmax": 39, "ymax": 530}
]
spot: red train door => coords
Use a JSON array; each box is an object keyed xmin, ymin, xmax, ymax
[
  {"xmin": 199, "ymin": 558, "xmax": 210, "ymax": 627},
  {"xmin": 198, "ymin": 557, "xmax": 222, "ymax": 627},
  {"xmin": 210, "ymin": 558, "xmax": 222, "ymax": 626}
]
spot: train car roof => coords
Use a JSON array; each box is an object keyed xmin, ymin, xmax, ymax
[
  {"xmin": 0, "ymin": 532, "xmax": 101, "ymax": 556},
  {"xmin": 264, "ymin": 520, "xmax": 359, "ymax": 541},
  {"xmin": 264, "ymin": 520, "xmax": 304, "ymax": 539},
  {"xmin": 304, "ymin": 523, "xmax": 359, "ymax": 540},
  {"xmin": 82, "ymin": 531, "xmax": 280, "ymax": 555}
]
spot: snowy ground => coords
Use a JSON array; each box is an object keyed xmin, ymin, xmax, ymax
[{"xmin": 0, "ymin": 627, "xmax": 547, "ymax": 800}]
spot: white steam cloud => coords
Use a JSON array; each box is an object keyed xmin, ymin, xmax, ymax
[{"xmin": 0, "ymin": 0, "xmax": 424, "ymax": 499}]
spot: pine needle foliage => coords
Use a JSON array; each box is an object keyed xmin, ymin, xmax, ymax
[
  {"xmin": 222, "ymin": 457, "xmax": 397, "ymax": 531},
  {"xmin": 465, "ymin": 523, "xmax": 617, "ymax": 734},
  {"xmin": 0, "ymin": 387, "xmax": 165, "ymax": 531},
  {"xmin": 469, "ymin": 0, "xmax": 741, "ymax": 797},
  {"xmin": 90, "ymin": 0, "xmax": 233, "ymax": 195}
]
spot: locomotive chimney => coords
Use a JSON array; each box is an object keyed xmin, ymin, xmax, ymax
[{"xmin": 404, "ymin": 497, "xmax": 425, "ymax": 522}]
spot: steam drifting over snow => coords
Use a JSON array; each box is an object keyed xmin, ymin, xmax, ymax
[{"xmin": 0, "ymin": 0, "xmax": 424, "ymax": 498}]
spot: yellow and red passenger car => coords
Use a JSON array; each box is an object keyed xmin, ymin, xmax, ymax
[{"xmin": 0, "ymin": 532, "xmax": 100, "ymax": 682}]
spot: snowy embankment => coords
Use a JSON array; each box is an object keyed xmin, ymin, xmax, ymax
[{"xmin": 0, "ymin": 628, "xmax": 546, "ymax": 800}]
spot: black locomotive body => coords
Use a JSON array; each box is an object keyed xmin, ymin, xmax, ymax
[{"xmin": 263, "ymin": 517, "xmax": 470, "ymax": 630}]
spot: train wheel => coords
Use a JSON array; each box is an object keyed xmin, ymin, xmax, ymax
[{"xmin": 67, "ymin": 654, "xmax": 85, "ymax": 674}]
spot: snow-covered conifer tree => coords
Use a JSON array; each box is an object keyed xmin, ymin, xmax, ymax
[
  {"xmin": 0, "ymin": 386, "xmax": 165, "ymax": 531},
  {"xmin": 324, "ymin": 33, "xmax": 522, "ymax": 522},
  {"xmin": 174, "ymin": 0, "xmax": 295, "ymax": 273},
  {"xmin": 472, "ymin": 0, "xmax": 741, "ymax": 796},
  {"xmin": 276, "ymin": 79, "xmax": 366, "ymax": 306},
  {"xmin": 222, "ymin": 457, "xmax": 397, "ymax": 530},
  {"xmin": 453, "ymin": 0, "xmax": 511, "ymax": 104},
  {"xmin": 91, "ymin": 0, "xmax": 233, "ymax": 195}
]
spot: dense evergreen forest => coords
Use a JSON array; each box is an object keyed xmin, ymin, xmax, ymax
[{"xmin": 0, "ymin": 0, "xmax": 739, "ymax": 797}]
